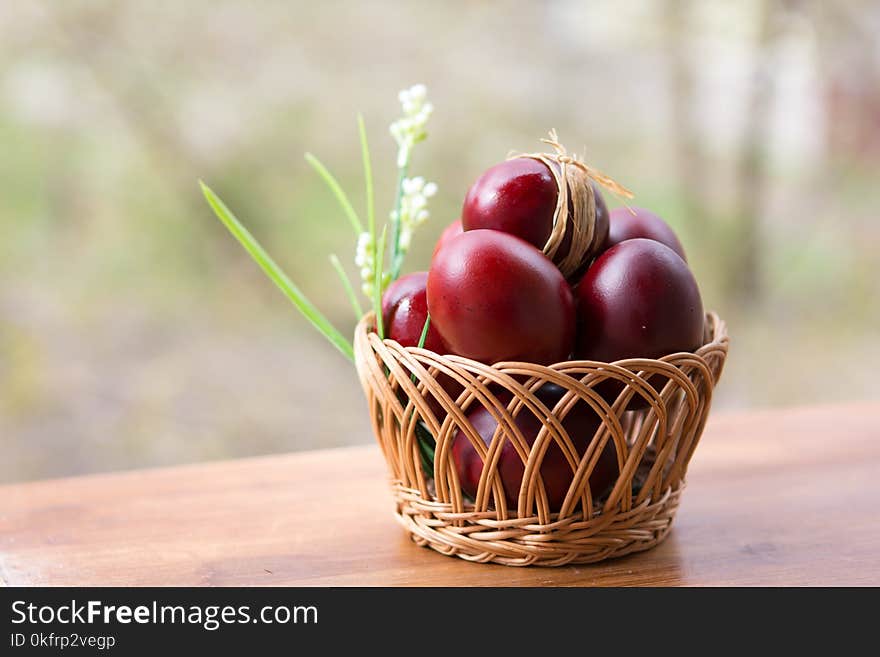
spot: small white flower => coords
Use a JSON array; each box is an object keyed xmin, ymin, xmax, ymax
[
  {"xmin": 355, "ymin": 230, "xmax": 391, "ymax": 300},
  {"xmin": 394, "ymin": 176, "xmax": 438, "ymax": 259},
  {"xmin": 409, "ymin": 84, "xmax": 426, "ymax": 101},
  {"xmin": 402, "ymin": 177, "xmax": 421, "ymax": 195},
  {"xmin": 355, "ymin": 232, "xmax": 373, "ymax": 268},
  {"xmin": 355, "ymin": 231, "xmax": 378, "ymax": 297},
  {"xmin": 390, "ymin": 84, "xmax": 432, "ymax": 169}
]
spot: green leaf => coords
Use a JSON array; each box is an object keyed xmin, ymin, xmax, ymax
[
  {"xmin": 415, "ymin": 420, "xmax": 436, "ymax": 477},
  {"xmin": 410, "ymin": 314, "xmax": 432, "ymax": 385},
  {"xmin": 389, "ymin": 164, "xmax": 409, "ymax": 280},
  {"xmin": 200, "ymin": 181, "xmax": 354, "ymax": 362},
  {"xmin": 373, "ymin": 225, "xmax": 387, "ymax": 339},
  {"xmin": 304, "ymin": 153, "xmax": 363, "ymax": 235},
  {"xmin": 329, "ymin": 253, "xmax": 363, "ymax": 321},
  {"xmin": 357, "ymin": 114, "xmax": 375, "ymax": 238},
  {"xmin": 417, "ymin": 314, "xmax": 431, "ymax": 349}
]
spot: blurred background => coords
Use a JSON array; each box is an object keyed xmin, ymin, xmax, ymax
[{"xmin": 2, "ymin": 0, "xmax": 878, "ymax": 483}]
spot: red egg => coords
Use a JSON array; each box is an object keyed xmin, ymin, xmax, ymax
[
  {"xmin": 383, "ymin": 273, "xmax": 460, "ymax": 424},
  {"xmin": 382, "ymin": 272, "xmax": 449, "ymax": 353},
  {"xmin": 432, "ymin": 219, "xmax": 464, "ymax": 259},
  {"xmin": 451, "ymin": 383, "xmax": 618, "ymax": 511},
  {"xmin": 604, "ymin": 207, "xmax": 687, "ymax": 261},
  {"xmin": 461, "ymin": 158, "xmax": 609, "ymax": 278},
  {"xmin": 462, "ymin": 158, "xmax": 558, "ymax": 249},
  {"xmin": 574, "ymin": 239, "xmax": 704, "ymax": 405},
  {"xmin": 428, "ymin": 229, "xmax": 575, "ymax": 364},
  {"xmin": 575, "ymin": 239, "xmax": 703, "ymax": 362}
]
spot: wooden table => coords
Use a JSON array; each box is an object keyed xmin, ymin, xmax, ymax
[{"xmin": 1, "ymin": 402, "xmax": 878, "ymax": 586}]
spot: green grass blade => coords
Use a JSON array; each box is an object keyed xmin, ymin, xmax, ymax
[
  {"xmin": 357, "ymin": 114, "xmax": 375, "ymax": 238},
  {"xmin": 417, "ymin": 315, "xmax": 431, "ymax": 348},
  {"xmin": 415, "ymin": 421, "xmax": 436, "ymax": 476},
  {"xmin": 330, "ymin": 253, "xmax": 364, "ymax": 321},
  {"xmin": 304, "ymin": 153, "xmax": 363, "ymax": 235},
  {"xmin": 410, "ymin": 314, "xmax": 433, "ymax": 385},
  {"xmin": 373, "ymin": 225, "xmax": 387, "ymax": 339},
  {"xmin": 389, "ymin": 164, "xmax": 408, "ymax": 280},
  {"xmin": 200, "ymin": 181, "xmax": 354, "ymax": 362}
]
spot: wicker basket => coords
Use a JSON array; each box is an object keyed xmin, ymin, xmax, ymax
[{"xmin": 354, "ymin": 312, "xmax": 729, "ymax": 566}]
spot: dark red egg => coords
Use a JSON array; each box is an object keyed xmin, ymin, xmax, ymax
[
  {"xmin": 432, "ymin": 219, "xmax": 465, "ymax": 259},
  {"xmin": 461, "ymin": 158, "xmax": 609, "ymax": 279},
  {"xmin": 428, "ymin": 229, "xmax": 575, "ymax": 364},
  {"xmin": 604, "ymin": 207, "xmax": 686, "ymax": 261},
  {"xmin": 451, "ymin": 383, "xmax": 618, "ymax": 511},
  {"xmin": 574, "ymin": 239, "xmax": 704, "ymax": 405},
  {"xmin": 382, "ymin": 272, "xmax": 460, "ymax": 425},
  {"xmin": 382, "ymin": 272, "xmax": 449, "ymax": 353},
  {"xmin": 462, "ymin": 158, "xmax": 557, "ymax": 249}
]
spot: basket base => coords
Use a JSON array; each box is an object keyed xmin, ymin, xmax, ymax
[{"xmin": 393, "ymin": 485, "xmax": 682, "ymax": 567}]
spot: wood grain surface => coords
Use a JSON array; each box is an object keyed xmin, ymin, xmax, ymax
[{"xmin": 1, "ymin": 402, "xmax": 878, "ymax": 586}]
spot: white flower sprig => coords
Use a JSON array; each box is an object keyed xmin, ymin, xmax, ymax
[
  {"xmin": 204, "ymin": 86, "xmax": 438, "ymax": 358},
  {"xmin": 389, "ymin": 84, "xmax": 434, "ymax": 280},
  {"xmin": 393, "ymin": 176, "xmax": 438, "ymax": 254},
  {"xmin": 355, "ymin": 230, "xmax": 390, "ymax": 299},
  {"xmin": 390, "ymin": 84, "xmax": 433, "ymax": 168}
]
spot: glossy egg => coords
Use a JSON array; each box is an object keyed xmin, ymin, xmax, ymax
[
  {"xmin": 428, "ymin": 229, "xmax": 575, "ymax": 364},
  {"xmin": 462, "ymin": 158, "xmax": 609, "ymax": 279},
  {"xmin": 574, "ymin": 239, "xmax": 704, "ymax": 406},
  {"xmin": 575, "ymin": 239, "xmax": 703, "ymax": 362},
  {"xmin": 462, "ymin": 158, "xmax": 558, "ymax": 249},
  {"xmin": 432, "ymin": 218, "xmax": 465, "ymax": 259},
  {"xmin": 604, "ymin": 207, "xmax": 687, "ymax": 261},
  {"xmin": 382, "ymin": 271, "xmax": 449, "ymax": 353}
]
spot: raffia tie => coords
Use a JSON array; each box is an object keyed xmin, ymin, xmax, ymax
[{"xmin": 509, "ymin": 130, "xmax": 634, "ymax": 279}]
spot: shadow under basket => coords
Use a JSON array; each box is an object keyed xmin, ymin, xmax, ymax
[{"xmin": 354, "ymin": 312, "xmax": 729, "ymax": 567}]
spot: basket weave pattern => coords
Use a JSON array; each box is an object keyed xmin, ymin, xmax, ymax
[{"xmin": 354, "ymin": 312, "xmax": 729, "ymax": 566}]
